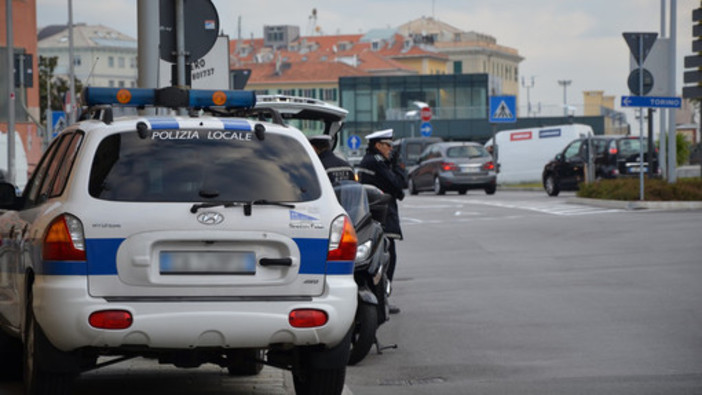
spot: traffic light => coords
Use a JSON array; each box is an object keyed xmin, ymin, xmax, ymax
[{"xmin": 683, "ymin": 8, "xmax": 702, "ymax": 99}]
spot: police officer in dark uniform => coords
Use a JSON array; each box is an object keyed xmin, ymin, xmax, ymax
[
  {"xmin": 356, "ymin": 129, "xmax": 406, "ymax": 314},
  {"xmin": 308, "ymin": 135, "xmax": 356, "ymax": 185}
]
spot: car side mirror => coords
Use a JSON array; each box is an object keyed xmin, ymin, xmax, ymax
[
  {"xmin": 555, "ymin": 153, "xmax": 563, "ymax": 161},
  {"xmin": 0, "ymin": 182, "xmax": 20, "ymax": 209}
]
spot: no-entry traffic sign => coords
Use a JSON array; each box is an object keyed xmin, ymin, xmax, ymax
[{"xmin": 420, "ymin": 106, "xmax": 432, "ymax": 122}]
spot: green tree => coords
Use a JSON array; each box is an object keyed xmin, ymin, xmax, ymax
[
  {"xmin": 676, "ymin": 133, "xmax": 690, "ymax": 166},
  {"xmin": 39, "ymin": 55, "xmax": 83, "ymax": 125}
]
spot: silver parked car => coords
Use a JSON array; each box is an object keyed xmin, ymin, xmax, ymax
[{"xmin": 408, "ymin": 142, "xmax": 497, "ymax": 195}]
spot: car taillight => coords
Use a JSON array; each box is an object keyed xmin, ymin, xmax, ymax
[
  {"xmin": 482, "ymin": 161, "xmax": 495, "ymax": 171},
  {"xmin": 89, "ymin": 310, "xmax": 133, "ymax": 330},
  {"xmin": 289, "ymin": 309, "xmax": 328, "ymax": 328},
  {"xmin": 327, "ymin": 215, "xmax": 357, "ymax": 261},
  {"xmin": 609, "ymin": 147, "xmax": 618, "ymax": 155},
  {"xmin": 43, "ymin": 214, "xmax": 86, "ymax": 261},
  {"xmin": 441, "ymin": 162, "xmax": 458, "ymax": 171}
]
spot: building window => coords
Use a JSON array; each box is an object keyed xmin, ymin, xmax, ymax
[
  {"xmin": 130, "ymin": 81, "xmax": 136, "ymax": 87},
  {"xmin": 118, "ymin": 57, "xmax": 125, "ymax": 68},
  {"xmin": 108, "ymin": 56, "xmax": 114, "ymax": 67},
  {"xmin": 321, "ymin": 88, "xmax": 337, "ymax": 101},
  {"xmin": 453, "ymin": 61, "xmax": 462, "ymax": 74},
  {"xmin": 73, "ymin": 55, "xmax": 82, "ymax": 66},
  {"xmin": 130, "ymin": 57, "xmax": 137, "ymax": 68},
  {"xmin": 118, "ymin": 80, "xmax": 125, "ymax": 87},
  {"xmin": 299, "ymin": 89, "xmax": 316, "ymax": 99},
  {"xmin": 109, "ymin": 80, "xmax": 115, "ymax": 87}
]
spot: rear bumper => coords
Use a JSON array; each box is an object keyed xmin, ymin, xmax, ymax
[
  {"xmin": 440, "ymin": 172, "xmax": 496, "ymax": 189},
  {"xmin": 32, "ymin": 275, "xmax": 356, "ymax": 352}
]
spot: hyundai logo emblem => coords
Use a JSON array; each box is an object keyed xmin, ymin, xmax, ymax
[{"xmin": 197, "ymin": 211, "xmax": 224, "ymax": 225}]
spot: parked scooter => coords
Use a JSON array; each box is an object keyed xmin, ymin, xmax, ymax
[{"xmin": 333, "ymin": 181, "xmax": 396, "ymax": 365}]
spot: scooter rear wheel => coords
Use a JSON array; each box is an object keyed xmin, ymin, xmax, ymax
[{"xmin": 348, "ymin": 303, "xmax": 378, "ymax": 365}]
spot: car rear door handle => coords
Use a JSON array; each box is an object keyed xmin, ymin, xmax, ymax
[{"xmin": 259, "ymin": 258, "xmax": 293, "ymax": 267}]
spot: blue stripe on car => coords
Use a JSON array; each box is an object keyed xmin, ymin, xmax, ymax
[
  {"xmin": 146, "ymin": 118, "xmax": 179, "ymax": 130},
  {"xmin": 39, "ymin": 238, "xmax": 354, "ymax": 276},
  {"xmin": 222, "ymin": 119, "xmax": 252, "ymax": 131}
]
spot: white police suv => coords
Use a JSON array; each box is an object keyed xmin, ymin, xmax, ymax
[{"xmin": 0, "ymin": 87, "xmax": 357, "ymax": 395}]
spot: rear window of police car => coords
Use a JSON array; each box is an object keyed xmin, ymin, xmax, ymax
[{"xmin": 88, "ymin": 130, "xmax": 321, "ymax": 202}]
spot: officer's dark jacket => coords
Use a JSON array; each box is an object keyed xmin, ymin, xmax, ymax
[
  {"xmin": 356, "ymin": 146, "xmax": 406, "ymax": 239},
  {"xmin": 318, "ymin": 150, "xmax": 355, "ymax": 185}
]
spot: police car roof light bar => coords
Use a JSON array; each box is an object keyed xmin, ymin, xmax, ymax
[{"xmin": 81, "ymin": 87, "xmax": 257, "ymax": 110}]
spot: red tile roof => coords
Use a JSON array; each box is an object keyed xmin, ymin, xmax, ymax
[{"xmin": 243, "ymin": 61, "xmax": 370, "ymax": 85}]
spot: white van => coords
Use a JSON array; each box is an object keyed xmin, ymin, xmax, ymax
[
  {"xmin": 484, "ymin": 124, "xmax": 593, "ymax": 184},
  {"xmin": 0, "ymin": 131, "xmax": 29, "ymax": 189}
]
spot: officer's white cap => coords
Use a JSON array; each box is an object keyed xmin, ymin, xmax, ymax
[
  {"xmin": 308, "ymin": 134, "xmax": 332, "ymax": 142},
  {"xmin": 365, "ymin": 129, "xmax": 393, "ymax": 141}
]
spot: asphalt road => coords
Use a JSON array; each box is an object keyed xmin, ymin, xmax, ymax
[
  {"xmin": 347, "ymin": 190, "xmax": 702, "ymax": 394},
  {"xmin": 2, "ymin": 190, "xmax": 701, "ymax": 394}
]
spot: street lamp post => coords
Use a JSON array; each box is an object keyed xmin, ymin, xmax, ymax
[
  {"xmin": 558, "ymin": 79, "xmax": 572, "ymax": 117},
  {"xmin": 521, "ymin": 76, "xmax": 535, "ymax": 117}
]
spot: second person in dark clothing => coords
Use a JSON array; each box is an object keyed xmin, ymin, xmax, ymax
[{"xmin": 308, "ymin": 135, "xmax": 356, "ymax": 185}]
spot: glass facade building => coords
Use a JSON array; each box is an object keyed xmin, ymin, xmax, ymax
[
  {"xmin": 339, "ymin": 74, "xmax": 491, "ymax": 145},
  {"xmin": 338, "ymin": 74, "xmax": 604, "ymax": 151}
]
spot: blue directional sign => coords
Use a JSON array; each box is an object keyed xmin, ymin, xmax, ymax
[
  {"xmin": 420, "ymin": 122, "xmax": 433, "ymax": 137},
  {"xmin": 620, "ymin": 96, "xmax": 682, "ymax": 108},
  {"xmin": 347, "ymin": 134, "xmax": 361, "ymax": 150},
  {"xmin": 489, "ymin": 96, "xmax": 517, "ymax": 123}
]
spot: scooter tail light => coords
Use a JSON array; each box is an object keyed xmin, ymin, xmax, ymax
[
  {"xmin": 327, "ymin": 215, "xmax": 357, "ymax": 261},
  {"xmin": 43, "ymin": 214, "xmax": 86, "ymax": 261}
]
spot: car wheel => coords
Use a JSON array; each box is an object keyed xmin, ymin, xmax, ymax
[
  {"xmin": 544, "ymin": 175, "xmax": 560, "ymax": 197},
  {"xmin": 348, "ymin": 303, "xmax": 378, "ymax": 366},
  {"xmin": 24, "ymin": 290, "xmax": 77, "ymax": 395},
  {"xmin": 484, "ymin": 185, "xmax": 496, "ymax": 195},
  {"xmin": 458, "ymin": 188, "xmax": 468, "ymax": 195},
  {"xmin": 408, "ymin": 178, "xmax": 418, "ymax": 195},
  {"xmin": 433, "ymin": 177, "xmax": 445, "ymax": 195},
  {"xmin": 226, "ymin": 349, "xmax": 265, "ymax": 376},
  {"xmin": 293, "ymin": 330, "xmax": 351, "ymax": 395},
  {"xmin": 0, "ymin": 325, "xmax": 22, "ymax": 380}
]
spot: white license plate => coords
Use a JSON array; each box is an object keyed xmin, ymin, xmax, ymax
[
  {"xmin": 460, "ymin": 166, "xmax": 480, "ymax": 173},
  {"xmin": 160, "ymin": 251, "xmax": 256, "ymax": 275},
  {"xmin": 628, "ymin": 167, "xmax": 647, "ymax": 173}
]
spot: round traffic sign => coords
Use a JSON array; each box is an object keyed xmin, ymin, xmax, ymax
[
  {"xmin": 627, "ymin": 68, "xmax": 654, "ymax": 96},
  {"xmin": 159, "ymin": 0, "xmax": 220, "ymax": 63},
  {"xmin": 420, "ymin": 106, "xmax": 432, "ymax": 122}
]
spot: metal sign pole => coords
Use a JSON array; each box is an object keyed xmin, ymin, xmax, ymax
[
  {"xmin": 6, "ymin": 0, "xmax": 16, "ymax": 185},
  {"xmin": 638, "ymin": 34, "xmax": 645, "ymax": 201}
]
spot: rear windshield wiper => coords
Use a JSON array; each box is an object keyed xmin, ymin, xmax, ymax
[{"xmin": 190, "ymin": 199, "xmax": 295, "ymax": 216}]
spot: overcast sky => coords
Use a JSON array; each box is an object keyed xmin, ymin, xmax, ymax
[{"xmin": 36, "ymin": 0, "xmax": 698, "ymax": 123}]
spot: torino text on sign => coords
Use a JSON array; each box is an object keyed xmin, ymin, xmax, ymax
[{"xmin": 620, "ymin": 95, "xmax": 682, "ymax": 108}]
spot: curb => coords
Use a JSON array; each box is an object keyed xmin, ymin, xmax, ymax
[{"xmin": 567, "ymin": 197, "xmax": 702, "ymax": 211}]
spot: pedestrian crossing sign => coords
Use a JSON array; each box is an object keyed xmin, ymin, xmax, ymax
[{"xmin": 489, "ymin": 96, "xmax": 517, "ymax": 123}]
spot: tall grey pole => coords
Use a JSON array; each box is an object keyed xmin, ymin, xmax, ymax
[
  {"xmin": 5, "ymin": 0, "xmax": 16, "ymax": 185},
  {"xmin": 176, "ymin": 0, "xmax": 186, "ymax": 88},
  {"xmin": 667, "ymin": 0, "xmax": 677, "ymax": 183},
  {"xmin": 638, "ymin": 36, "xmax": 645, "ymax": 201},
  {"xmin": 46, "ymin": 62, "xmax": 52, "ymax": 150},
  {"xmin": 68, "ymin": 0, "xmax": 76, "ymax": 124},
  {"xmin": 137, "ymin": 0, "xmax": 159, "ymax": 115},
  {"xmin": 659, "ymin": 0, "xmax": 667, "ymax": 179}
]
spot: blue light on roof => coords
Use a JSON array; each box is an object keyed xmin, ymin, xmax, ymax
[
  {"xmin": 82, "ymin": 87, "xmax": 155, "ymax": 107},
  {"xmin": 189, "ymin": 90, "xmax": 256, "ymax": 109},
  {"xmin": 82, "ymin": 87, "xmax": 257, "ymax": 109}
]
